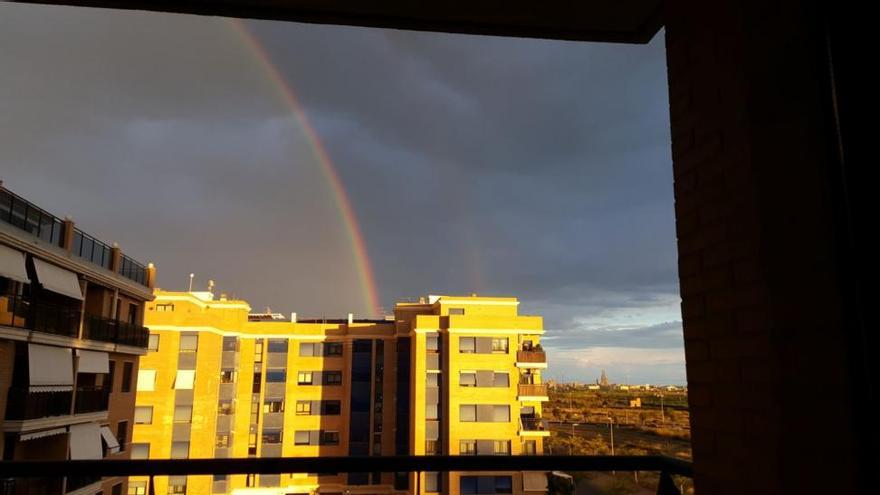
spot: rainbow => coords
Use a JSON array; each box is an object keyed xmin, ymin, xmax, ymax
[{"xmin": 228, "ymin": 18, "xmax": 381, "ymax": 317}]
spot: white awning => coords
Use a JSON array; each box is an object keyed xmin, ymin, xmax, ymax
[
  {"xmin": 28, "ymin": 343, "xmax": 74, "ymax": 392},
  {"xmin": 523, "ymin": 472, "xmax": 549, "ymax": 492},
  {"xmin": 32, "ymin": 258, "xmax": 83, "ymax": 300},
  {"xmin": 76, "ymin": 349, "xmax": 109, "ymax": 374},
  {"xmin": 0, "ymin": 244, "xmax": 29, "ymax": 283},
  {"xmin": 136, "ymin": 369, "xmax": 156, "ymax": 392},
  {"xmin": 99, "ymin": 425, "xmax": 120, "ymax": 454},
  {"xmin": 20, "ymin": 427, "xmax": 67, "ymax": 441},
  {"xmin": 69, "ymin": 422, "xmax": 102, "ymax": 460},
  {"xmin": 174, "ymin": 370, "xmax": 195, "ymax": 390}
]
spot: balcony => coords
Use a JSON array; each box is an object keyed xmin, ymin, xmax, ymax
[
  {"xmin": 64, "ymin": 476, "xmax": 101, "ymax": 494},
  {"xmin": 515, "ymin": 349, "xmax": 547, "ymax": 368},
  {"xmin": 0, "ymin": 187, "xmax": 66, "ymax": 249},
  {"xmin": 517, "ymin": 384, "xmax": 549, "ymax": 400},
  {"xmin": 72, "ymin": 387, "xmax": 109, "ymax": 415},
  {"xmin": 519, "ymin": 417, "xmax": 550, "ymax": 437},
  {"xmin": 82, "ymin": 314, "xmax": 149, "ymax": 348},
  {"xmin": 0, "ymin": 294, "xmax": 80, "ymax": 339},
  {"xmin": 3, "ymin": 388, "xmax": 72, "ymax": 421}
]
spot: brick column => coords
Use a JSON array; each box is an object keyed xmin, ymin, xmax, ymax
[{"xmin": 666, "ymin": 1, "xmax": 860, "ymax": 493}]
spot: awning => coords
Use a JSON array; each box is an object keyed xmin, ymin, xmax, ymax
[
  {"xmin": 76, "ymin": 349, "xmax": 109, "ymax": 374},
  {"xmin": 99, "ymin": 425, "xmax": 120, "ymax": 454},
  {"xmin": 32, "ymin": 258, "xmax": 83, "ymax": 300},
  {"xmin": 523, "ymin": 472, "xmax": 549, "ymax": 492},
  {"xmin": 0, "ymin": 244, "xmax": 29, "ymax": 283},
  {"xmin": 174, "ymin": 370, "xmax": 195, "ymax": 390},
  {"xmin": 20, "ymin": 427, "xmax": 67, "ymax": 441},
  {"xmin": 28, "ymin": 343, "xmax": 73, "ymax": 392},
  {"xmin": 68, "ymin": 422, "xmax": 102, "ymax": 460},
  {"xmin": 136, "ymin": 369, "xmax": 156, "ymax": 392}
]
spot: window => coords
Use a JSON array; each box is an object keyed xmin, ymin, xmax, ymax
[
  {"xmin": 249, "ymin": 398, "xmax": 259, "ymax": 425},
  {"xmin": 294, "ymin": 431, "xmax": 310, "ymax": 445},
  {"xmin": 262, "ymin": 429, "xmax": 282, "ymax": 444},
  {"xmin": 522, "ymin": 440, "xmax": 537, "ymax": 455},
  {"xmin": 495, "ymin": 476, "xmax": 513, "ymax": 494},
  {"xmin": 179, "ymin": 334, "xmax": 198, "ymax": 352},
  {"xmin": 394, "ymin": 473, "xmax": 409, "ymax": 490},
  {"xmin": 263, "ymin": 399, "xmax": 283, "ymax": 413},
  {"xmin": 155, "ymin": 303, "xmax": 174, "ymax": 312},
  {"xmin": 494, "ymin": 440, "xmax": 510, "ymax": 455},
  {"xmin": 174, "ymin": 405, "xmax": 193, "ymax": 423},
  {"xmin": 220, "ymin": 369, "xmax": 236, "ymax": 383},
  {"xmin": 493, "ymin": 405, "xmax": 511, "ymax": 422},
  {"xmin": 493, "ymin": 373, "xmax": 509, "ymax": 387},
  {"xmin": 324, "ymin": 342, "xmax": 343, "ymax": 356},
  {"xmin": 254, "ymin": 339, "xmax": 263, "ymax": 363},
  {"xmin": 460, "ymin": 372, "xmax": 476, "ymax": 387},
  {"xmin": 222, "ymin": 336, "xmax": 237, "ymax": 352},
  {"xmin": 321, "ymin": 431, "xmax": 339, "ymax": 445},
  {"xmin": 267, "ymin": 339, "xmax": 287, "ymax": 353},
  {"xmin": 128, "ymin": 303, "xmax": 139, "ymax": 325},
  {"xmin": 426, "ymin": 373, "xmax": 440, "ymax": 387},
  {"xmin": 134, "ymin": 406, "xmax": 153, "ymax": 425},
  {"xmin": 248, "ymin": 432, "xmax": 257, "ymax": 455},
  {"xmin": 218, "ymin": 400, "xmax": 234, "ymax": 415},
  {"xmin": 252, "ymin": 372, "xmax": 261, "ymax": 393},
  {"xmin": 460, "ymin": 440, "xmax": 476, "ymax": 455},
  {"xmin": 135, "ymin": 369, "xmax": 153, "ymax": 392},
  {"xmin": 117, "ymin": 421, "xmax": 128, "ymax": 451},
  {"xmin": 170, "ymin": 441, "xmax": 189, "ymax": 459},
  {"xmin": 491, "ymin": 338, "xmax": 509, "ymax": 353},
  {"xmin": 246, "ymin": 474, "xmax": 256, "ymax": 487},
  {"xmin": 449, "ymin": 308, "xmax": 465, "ymax": 315},
  {"xmin": 426, "ymin": 404, "xmax": 439, "ymax": 420},
  {"xmin": 128, "ymin": 482, "xmax": 147, "ymax": 495},
  {"xmin": 147, "ymin": 334, "xmax": 159, "ymax": 352},
  {"xmin": 216, "ymin": 433, "xmax": 230, "ymax": 448},
  {"xmin": 460, "ymin": 476, "xmax": 513, "ymax": 495},
  {"xmin": 322, "ymin": 371, "xmax": 342, "ymax": 385},
  {"xmin": 459, "ymin": 337, "xmax": 476, "ymax": 353},
  {"xmin": 460, "ymin": 404, "xmax": 477, "ymax": 422},
  {"xmin": 425, "ymin": 472, "xmax": 440, "ymax": 493},
  {"xmin": 299, "ymin": 342, "xmax": 316, "ymax": 356},
  {"xmin": 130, "ymin": 443, "xmax": 150, "ymax": 460},
  {"xmin": 107, "ymin": 360, "xmax": 116, "ymax": 392},
  {"xmin": 265, "ymin": 369, "xmax": 286, "ymax": 383},
  {"xmin": 426, "ymin": 334, "xmax": 440, "ymax": 351},
  {"xmin": 167, "ymin": 479, "xmax": 186, "ymax": 494},
  {"xmin": 122, "ymin": 362, "xmax": 134, "ymax": 392},
  {"xmin": 174, "ymin": 370, "xmax": 195, "ymax": 390},
  {"xmin": 297, "ymin": 371, "xmax": 313, "ymax": 385},
  {"xmin": 322, "ymin": 401, "xmax": 341, "ymax": 415},
  {"xmin": 295, "ymin": 401, "xmax": 312, "ymax": 415}
]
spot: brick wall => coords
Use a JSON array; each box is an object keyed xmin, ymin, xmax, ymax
[{"xmin": 665, "ymin": 1, "xmax": 859, "ymax": 492}]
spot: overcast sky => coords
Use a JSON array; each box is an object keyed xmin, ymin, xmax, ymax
[{"xmin": 0, "ymin": 3, "xmax": 684, "ymax": 384}]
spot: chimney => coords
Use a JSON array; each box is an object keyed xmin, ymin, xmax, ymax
[
  {"xmin": 208, "ymin": 279, "xmax": 215, "ymax": 293},
  {"xmin": 290, "ymin": 312, "xmax": 297, "ymax": 322},
  {"xmin": 347, "ymin": 313, "xmax": 353, "ymax": 325}
]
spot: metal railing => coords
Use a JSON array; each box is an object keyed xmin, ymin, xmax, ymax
[
  {"xmin": 3, "ymin": 388, "xmax": 72, "ymax": 421},
  {"xmin": 82, "ymin": 313, "xmax": 150, "ymax": 348},
  {"xmin": 0, "ymin": 187, "xmax": 66, "ymax": 248},
  {"xmin": 518, "ymin": 384, "xmax": 548, "ymax": 396},
  {"xmin": 0, "ymin": 293, "xmax": 80, "ymax": 338},
  {"xmin": 520, "ymin": 417, "xmax": 549, "ymax": 431},
  {"xmin": 0, "ymin": 456, "xmax": 693, "ymax": 495},
  {"xmin": 73, "ymin": 386, "xmax": 110, "ymax": 415},
  {"xmin": 63, "ymin": 476, "xmax": 101, "ymax": 494},
  {"xmin": 516, "ymin": 350, "xmax": 546, "ymax": 363},
  {"xmin": 118, "ymin": 254, "xmax": 147, "ymax": 286},
  {"xmin": 0, "ymin": 476, "xmax": 63, "ymax": 495}
]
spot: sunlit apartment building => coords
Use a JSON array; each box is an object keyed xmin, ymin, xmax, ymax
[
  {"xmin": 132, "ymin": 290, "xmax": 549, "ymax": 495},
  {"xmin": 0, "ymin": 182, "xmax": 155, "ymax": 495}
]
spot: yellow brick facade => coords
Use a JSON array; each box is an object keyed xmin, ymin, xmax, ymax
[{"xmin": 132, "ymin": 292, "xmax": 548, "ymax": 495}]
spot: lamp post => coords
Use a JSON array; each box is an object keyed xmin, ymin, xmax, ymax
[
  {"xmin": 569, "ymin": 423, "xmax": 578, "ymax": 455},
  {"xmin": 607, "ymin": 416, "xmax": 615, "ymax": 476}
]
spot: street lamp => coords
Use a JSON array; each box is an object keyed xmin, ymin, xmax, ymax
[{"xmin": 569, "ymin": 423, "xmax": 578, "ymax": 455}]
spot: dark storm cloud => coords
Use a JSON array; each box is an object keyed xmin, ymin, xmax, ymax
[{"xmin": 0, "ymin": 3, "xmax": 682, "ymax": 382}]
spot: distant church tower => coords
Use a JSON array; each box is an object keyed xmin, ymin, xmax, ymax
[{"xmin": 599, "ymin": 369, "xmax": 609, "ymax": 387}]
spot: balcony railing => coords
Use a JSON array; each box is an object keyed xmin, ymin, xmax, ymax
[
  {"xmin": 0, "ymin": 293, "xmax": 80, "ymax": 338},
  {"xmin": 4, "ymin": 388, "xmax": 72, "ymax": 421},
  {"xmin": 0, "ymin": 456, "xmax": 694, "ymax": 495},
  {"xmin": 0, "ymin": 476, "xmax": 63, "ymax": 495},
  {"xmin": 520, "ymin": 417, "xmax": 549, "ymax": 431},
  {"xmin": 518, "ymin": 384, "xmax": 549, "ymax": 397},
  {"xmin": 516, "ymin": 349, "xmax": 546, "ymax": 363},
  {"xmin": 0, "ymin": 187, "xmax": 66, "ymax": 248},
  {"xmin": 82, "ymin": 314, "xmax": 150, "ymax": 348},
  {"xmin": 73, "ymin": 387, "xmax": 110, "ymax": 415}
]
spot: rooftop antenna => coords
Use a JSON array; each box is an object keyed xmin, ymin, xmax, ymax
[{"xmin": 188, "ymin": 273, "xmax": 194, "ymax": 292}]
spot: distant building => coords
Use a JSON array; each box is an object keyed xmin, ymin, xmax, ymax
[
  {"xmin": 599, "ymin": 369, "xmax": 609, "ymax": 387},
  {"xmin": 587, "ymin": 384, "xmax": 600, "ymax": 390},
  {"xmin": 132, "ymin": 291, "xmax": 549, "ymax": 495},
  {"xmin": 1, "ymin": 182, "xmax": 155, "ymax": 495},
  {"xmin": 629, "ymin": 398, "xmax": 642, "ymax": 408}
]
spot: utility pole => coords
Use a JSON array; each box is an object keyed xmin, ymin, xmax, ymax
[
  {"xmin": 608, "ymin": 416, "xmax": 615, "ymax": 476},
  {"xmin": 659, "ymin": 393, "xmax": 665, "ymax": 423},
  {"xmin": 569, "ymin": 423, "xmax": 578, "ymax": 455}
]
